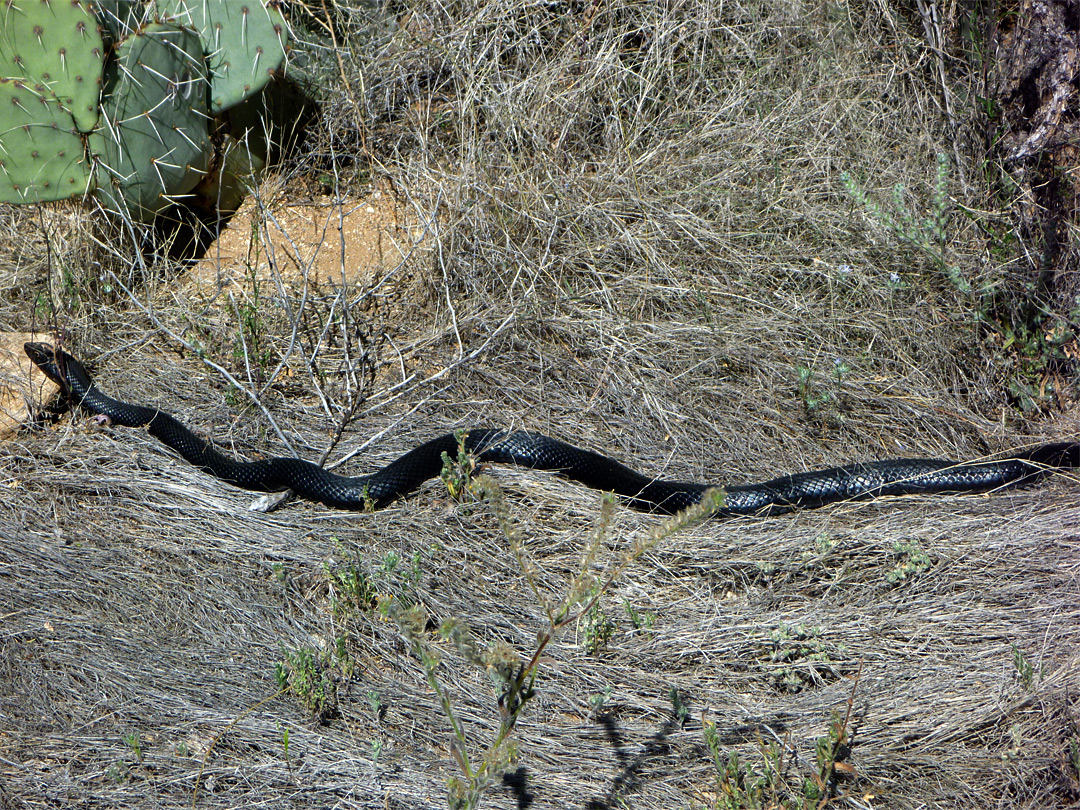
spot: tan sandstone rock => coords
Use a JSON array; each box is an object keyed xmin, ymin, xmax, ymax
[
  {"xmin": 189, "ymin": 179, "xmax": 434, "ymax": 293},
  {"xmin": 0, "ymin": 332, "xmax": 59, "ymax": 440}
]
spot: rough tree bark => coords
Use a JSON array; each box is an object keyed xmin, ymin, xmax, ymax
[{"xmin": 992, "ymin": 0, "xmax": 1080, "ymax": 305}]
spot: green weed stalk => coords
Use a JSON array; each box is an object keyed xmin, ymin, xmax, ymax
[
  {"xmin": 842, "ymin": 153, "xmax": 970, "ymax": 293},
  {"xmin": 393, "ymin": 476, "xmax": 727, "ymax": 809}
]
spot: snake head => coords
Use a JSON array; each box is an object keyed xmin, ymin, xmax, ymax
[
  {"xmin": 24, "ymin": 342, "xmax": 64, "ymax": 386},
  {"xmin": 24, "ymin": 342, "xmax": 94, "ymax": 399}
]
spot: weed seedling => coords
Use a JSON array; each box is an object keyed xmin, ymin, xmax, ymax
[
  {"xmin": 670, "ymin": 686, "xmax": 690, "ymax": 725},
  {"xmin": 367, "ymin": 690, "xmax": 383, "ymax": 722},
  {"xmin": 581, "ymin": 599, "xmax": 616, "ymax": 654},
  {"xmin": 1011, "ymin": 642, "xmax": 1039, "ymax": 690},
  {"xmin": 122, "ymin": 732, "xmax": 142, "ymax": 762},
  {"xmin": 280, "ymin": 723, "xmax": 291, "ymax": 772},
  {"xmin": 588, "ymin": 684, "xmax": 614, "ymax": 717},
  {"xmin": 441, "ymin": 429, "xmax": 478, "ymax": 503},
  {"xmin": 886, "ymin": 539, "xmax": 932, "ymax": 584},
  {"xmin": 623, "ymin": 598, "xmax": 655, "ymax": 631},
  {"xmin": 276, "ymin": 646, "xmax": 338, "ymax": 721},
  {"xmin": 795, "ymin": 363, "xmax": 847, "ymax": 419}
]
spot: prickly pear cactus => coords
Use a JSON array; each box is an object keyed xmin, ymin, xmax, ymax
[
  {"xmin": 0, "ymin": 78, "xmax": 93, "ymax": 203},
  {"xmin": 0, "ymin": 0, "xmax": 288, "ymax": 218},
  {"xmin": 0, "ymin": 0, "xmax": 105, "ymax": 133},
  {"xmin": 164, "ymin": 0, "xmax": 288, "ymax": 114},
  {"xmin": 89, "ymin": 23, "xmax": 213, "ymax": 219}
]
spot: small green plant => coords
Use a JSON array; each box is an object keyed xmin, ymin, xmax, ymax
[
  {"xmin": 1001, "ymin": 722, "xmax": 1024, "ymax": 762},
  {"xmin": 831, "ymin": 357, "xmax": 850, "ymax": 385},
  {"xmin": 994, "ymin": 299, "xmax": 1079, "ymax": 413},
  {"xmin": 304, "ymin": 546, "xmax": 429, "ymax": 721},
  {"xmin": 59, "ymin": 266, "xmax": 82, "ymax": 313},
  {"xmin": 440, "ymin": 429, "xmax": 479, "ymax": 503},
  {"xmin": 795, "ymin": 359, "xmax": 849, "ymax": 418},
  {"xmin": 703, "ymin": 668, "xmax": 860, "ymax": 808},
  {"xmin": 324, "ymin": 542, "xmax": 426, "ymax": 624},
  {"xmin": 765, "ymin": 624, "xmax": 848, "ymax": 693},
  {"xmin": 326, "ymin": 557, "xmax": 380, "ymax": 619},
  {"xmin": 581, "ymin": 599, "xmax": 616, "ymax": 654},
  {"xmin": 886, "ymin": 539, "xmax": 933, "ymax": 584},
  {"xmin": 276, "ymin": 646, "xmax": 338, "ymax": 721},
  {"xmin": 623, "ymin": 598, "xmax": 655, "ymax": 631},
  {"xmin": 813, "ymin": 532, "xmax": 837, "ymax": 554},
  {"xmin": 842, "ymin": 152, "xmax": 970, "ymax": 293},
  {"xmin": 280, "ymin": 723, "xmax": 291, "ymax": 771},
  {"xmin": 588, "ymin": 684, "xmax": 614, "ymax": 716},
  {"xmin": 381, "ymin": 550, "xmax": 400, "ymax": 575},
  {"xmin": 333, "ymin": 635, "xmax": 356, "ymax": 681},
  {"xmin": 1068, "ymin": 735, "xmax": 1080, "ymax": 779},
  {"xmin": 669, "ymin": 687, "xmax": 690, "ymax": 725},
  {"xmin": 704, "ymin": 731, "xmax": 784, "ymax": 810},
  {"xmin": 796, "ymin": 365, "xmax": 826, "ymax": 414},
  {"xmin": 803, "ymin": 708, "xmax": 857, "ymax": 805},
  {"xmin": 122, "ymin": 732, "xmax": 142, "ymax": 762},
  {"xmin": 1011, "ymin": 642, "xmax": 1039, "ymax": 690},
  {"xmin": 233, "ymin": 263, "xmax": 273, "ymax": 375},
  {"xmin": 411, "ymin": 550, "xmax": 426, "ymax": 583},
  {"xmin": 104, "ymin": 731, "xmax": 146, "ymax": 785},
  {"xmin": 367, "ymin": 690, "xmax": 383, "ymax": 722}
]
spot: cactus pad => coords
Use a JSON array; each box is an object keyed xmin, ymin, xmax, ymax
[
  {"xmin": 89, "ymin": 22, "xmax": 212, "ymax": 219},
  {"xmin": 164, "ymin": 0, "xmax": 288, "ymax": 113},
  {"xmin": 0, "ymin": 0, "xmax": 105, "ymax": 133},
  {"xmin": 0, "ymin": 78, "xmax": 93, "ymax": 203}
]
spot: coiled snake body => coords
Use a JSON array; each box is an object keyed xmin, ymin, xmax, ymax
[{"xmin": 26, "ymin": 342, "xmax": 1079, "ymax": 515}]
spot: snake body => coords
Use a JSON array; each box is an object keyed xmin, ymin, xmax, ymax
[{"xmin": 25, "ymin": 342, "xmax": 1078, "ymax": 514}]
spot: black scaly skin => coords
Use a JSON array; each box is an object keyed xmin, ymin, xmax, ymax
[{"xmin": 25, "ymin": 342, "xmax": 1079, "ymax": 515}]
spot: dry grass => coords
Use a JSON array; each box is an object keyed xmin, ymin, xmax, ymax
[{"xmin": 1, "ymin": 0, "xmax": 1079, "ymax": 808}]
